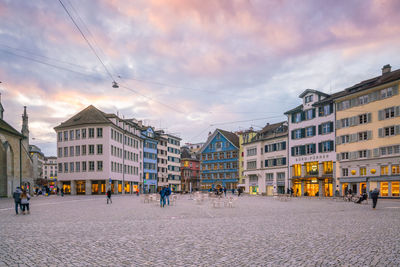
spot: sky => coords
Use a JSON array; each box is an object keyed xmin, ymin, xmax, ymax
[{"xmin": 1, "ymin": 0, "xmax": 400, "ymax": 156}]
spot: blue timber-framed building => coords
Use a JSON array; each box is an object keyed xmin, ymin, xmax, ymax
[
  {"xmin": 141, "ymin": 127, "xmax": 158, "ymax": 193},
  {"xmin": 199, "ymin": 129, "xmax": 239, "ymax": 190}
]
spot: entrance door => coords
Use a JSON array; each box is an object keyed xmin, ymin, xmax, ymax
[
  {"xmin": 305, "ymin": 183, "xmax": 319, "ymax": 196},
  {"xmin": 76, "ymin": 181, "xmax": 85, "ymax": 194},
  {"xmin": 293, "ymin": 182, "xmax": 301, "ymax": 197},
  {"xmin": 360, "ymin": 183, "xmax": 366, "ymax": 194}
]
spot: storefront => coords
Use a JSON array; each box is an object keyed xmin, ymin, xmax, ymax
[
  {"xmin": 62, "ymin": 181, "xmax": 71, "ymax": 194},
  {"xmin": 340, "ymin": 177, "xmax": 400, "ymax": 198},
  {"xmin": 249, "ymin": 175, "xmax": 258, "ymax": 195},
  {"xmin": 76, "ymin": 180, "xmax": 85, "ymax": 194},
  {"xmin": 292, "ymin": 178, "xmax": 333, "ymax": 197},
  {"xmin": 91, "ymin": 180, "xmax": 106, "ymax": 194}
]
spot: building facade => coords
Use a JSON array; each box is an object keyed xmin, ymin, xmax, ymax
[
  {"xmin": 55, "ymin": 105, "xmax": 143, "ymax": 195},
  {"xmin": 155, "ymin": 133, "xmax": 168, "ymax": 191},
  {"xmin": 29, "ymin": 144, "xmax": 45, "ymax": 185},
  {"xmin": 285, "ymin": 89, "xmax": 336, "ymax": 197},
  {"xmin": 43, "ymin": 156, "xmax": 57, "ymax": 190},
  {"xmin": 181, "ymin": 146, "xmax": 200, "ymax": 192},
  {"xmin": 164, "ymin": 133, "xmax": 181, "ymax": 191},
  {"xmin": 243, "ymin": 122, "xmax": 289, "ymax": 195},
  {"xmin": 335, "ymin": 65, "xmax": 400, "ymax": 197},
  {"xmin": 236, "ymin": 128, "xmax": 257, "ymax": 190},
  {"xmin": 199, "ymin": 129, "xmax": 239, "ymax": 190},
  {"xmin": 0, "ymin": 100, "xmax": 33, "ymax": 197},
  {"xmin": 141, "ymin": 127, "xmax": 157, "ymax": 193}
]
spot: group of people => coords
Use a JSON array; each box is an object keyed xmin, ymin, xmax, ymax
[
  {"xmin": 12, "ymin": 187, "xmax": 31, "ymax": 215},
  {"xmin": 208, "ymin": 187, "xmax": 243, "ymax": 197},
  {"xmin": 159, "ymin": 186, "xmax": 172, "ymax": 207}
]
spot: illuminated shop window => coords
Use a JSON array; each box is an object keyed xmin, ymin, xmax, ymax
[
  {"xmin": 305, "ymin": 162, "xmax": 319, "ymax": 176},
  {"xmin": 392, "ymin": 182, "xmax": 399, "ymax": 197},
  {"xmin": 323, "ymin": 161, "xmax": 333, "ymax": 174},
  {"xmin": 381, "ymin": 182, "xmax": 388, "ymax": 196},
  {"xmin": 293, "ymin": 164, "xmax": 301, "ymax": 177},
  {"xmin": 360, "ymin": 167, "xmax": 367, "ymax": 176},
  {"xmin": 381, "ymin": 166, "xmax": 389, "ymax": 175},
  {"xmin": 392, "ymin": 165, "xmax": 400, "ymax": 175}
]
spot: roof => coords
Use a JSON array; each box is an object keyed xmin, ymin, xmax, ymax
[
  {"xmin": 284, "ymin": 104, "xmax": 303, "ymax": 115},
  {"xmin": 299, "ymin": 89, "xmax": 329, "ymax": 98},
  {"xmin": 217, "ymin": 129, "xmax": 239, "ymax": 148},
  {"xmin": 315, "ymin": 67, "xmax": 400, "ymax": 105},
  {"xmin": 244, "ymin": 121, "xmax": 288, "ymax": 144},
  {"xmin": 54, "ymin": 105, "xmax": 111, "ymax": 130},
  {"xmin": 0, "ymin": 118, "xmax": 24, "ymax": 137}
]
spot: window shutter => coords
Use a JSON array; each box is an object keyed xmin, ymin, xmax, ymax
[
  {"xmin": 373, "ymin": 148, "xmax": 380, "ymax": 157},
  {"xmin": 353, "ymin": 116, "xmax": 359, "ymax": 126},
  {"xmin": 318, "ymin": 125, "xmax": 322, "ymax": 135},
  {"xmin": 336, "ymin": 120, "xmax": 341, "ymax": 129},
  {"xmin": 350, "ymin": 98, "xmax": 357, "ymax": 108},
  {"xmin": 367, "ymin": 113, "xmax": 372, "ymax": 123},
  {"xmin": 318, "ymin": 107, "xmax": 323, "ymax": 116},
  {"xmin": 329, "ymin": 103, "xmax": 333, "ymax": 114},
  {"xmin": 312, "ymin": 108, "xmax": 316, "ymax": 118},
  {"xmin": 349, "ymin": 117, "xmax": 354, "ymax": 126},
  {"xmin": 378, "ymin": 110, "xmax": 384, "ymax": 120},
  {"xmin": 291, "ymin": 115, "xmax": 295, "ymax": 123},
  {"xmin": 329, "ymin": 141, "xmax": 334, "ymax": 151},
  {"xmin": 312, "ymin": 126, "xmax": 316, "ymax": 136},
  {"xmin": 281, "ymin": 142, "xmax": 286, "ymax": 150},
  {"xmin": 336, "ymin": 136, "xmax": 341, "ymax": 145},
  {"xmin": 396, "ymin": 106, "xmax": 400, "ymax": 117},
  {"xmin": 395, "ymin": 125, "xmax": 400, "ymax": 135},
  {"xmin": 301, "ymin": 128, "xmax": 305, "ymax": 138},
  {"xmin": 273, "ymin": 159, "xmax": 277, "ymax": 166},
  {"xmin": 329, "ymin": 122, "xmax": 334, "ymax": 133},
  {"xmin": 336, "ymin": 153, "xmax": 341, "ymax": 161},
  {"xmin": 337, "ymin": 102, "xmax": 342, "ymax": 111},
  {"xmin": 318, "ymin": 142, "xmax": 322, "ymax": 153},
  {"xmin": 282, "ymin": 158, "xmax": 286, "ymax": 165},
  {"xmin": 291, "ymin": 130, "xmax": 295, "ymax": 140},
  {"xmin": 378, "ymin": 128, "xmax": 384, "ymax": 138},
  {"xmin": 300, "ymin": 146, "xmax": 305, "ymax": 155},
  {"xmin": 301, "ymin": 111, "xmax": 305, "ymax": 121},
  {"xmin": 393, "ymin": 85, "xmax": 399, "ymax": 95},
  {"xmin": 291, "ymin": 147, "xmax": 294, "ymax": 156},
  {"xmin": 367, "ymin": 131, "xmax": 372, "ymax": 140}
]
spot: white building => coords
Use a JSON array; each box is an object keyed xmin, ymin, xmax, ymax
[
  {"xmin": 54, "ymin": 105, "xmax": 143, "ymax": 195},
  {"xmin": 243, "ymin": 122, "xmax": 289, "ymax": 195},
  {"xmin": 158, "ymin": 131, "xmax": 181, "ymax": 191},
  {"xmin": 42, "ymin": 156, "xmax": 57, "ymax": 190},
  {"xmin": 156, "ymin": 133, "xmax": 168, "ymax": 190}
]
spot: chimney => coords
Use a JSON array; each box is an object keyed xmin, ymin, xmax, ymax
[
  {"xmin": 208, "ymin": 131, "xmax": 212, "ymax": 137},
  {"xmin": 382, "ymin": 64, "xmax": 391, "ymax": 75}
]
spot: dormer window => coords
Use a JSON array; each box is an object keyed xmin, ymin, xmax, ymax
[{"xmin": 305, "ymin": 95, "xmax": 313, "ymax": 103}]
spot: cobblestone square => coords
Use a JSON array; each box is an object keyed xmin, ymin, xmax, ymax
[{"xmin": 0, "ymin": 194, "xmax": 399, "ymax": 267}]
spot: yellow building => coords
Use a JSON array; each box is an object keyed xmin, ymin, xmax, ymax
[
  {"xmin": 236, "ymin": 128, "xmax": 257, "ymax": 190},
  {"xmin": 335, "ymin": 65, "xmax": 400, "ymax": 197}
]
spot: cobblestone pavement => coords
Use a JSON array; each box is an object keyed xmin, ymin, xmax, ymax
[{"xmin": 0, "ymin": 194, "xmax": 400, "ymax": 267}]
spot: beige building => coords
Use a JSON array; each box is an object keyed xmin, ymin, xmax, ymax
[
  {"xmin": 236, "ymin": 128, "xmax": 257, "ymax": 190},
  {"xmin": 155, "ymin": 132, "xmax": 168, "ymax": 190},
  {"xmin": 242, "ymin": 122, "xmax": 288, "ymax": 195},
  {"xmin": 0, "ymin": 97, "xmax": 34, "ymax": 197},
  {"xmin": 335, "ymin": 65, "xmax": 400, "ymax": 197}
]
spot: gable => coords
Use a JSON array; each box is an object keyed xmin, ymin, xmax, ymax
[{"xmin": 202, "ymin": 131, "xmax": 237, "ymax": 153}]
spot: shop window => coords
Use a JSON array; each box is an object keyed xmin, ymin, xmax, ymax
[
  {"xmin": 381, "ymin": 182, "xmax": 388, "ymax": 196},
  {"xmin": 359, "ymin": 167, "xmax": 367, "ymax": 176},
  {"xmin": 392, "ymin": 165, "xmax": 400, "ymax": 174},
  {"xmin": 381, "ymin": 166, "xmax": 389, "ymax": 175},
  {"xmin": 305, "ymin": 162, "xmax": 319, "ymax": 176},
  {"xmin": 118, "ymin": 183, "xmax": 122, "ymax": 193},
  {"xmin": 293, "ymin": 164, "xmax": 301, "ymax": 177},
  {"xmin": 392, "ymin": 182, "xmax": 399, "ymax": 197},
  {"xmin": 323, "ymin": 161, "xmax": 333, "ymax": 174}
]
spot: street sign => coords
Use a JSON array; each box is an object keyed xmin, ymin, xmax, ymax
[{"xmin": 109, "ymin": 178, "xmax": 112, "ymax": 184}]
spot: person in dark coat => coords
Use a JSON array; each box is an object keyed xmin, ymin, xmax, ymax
[
  {"xmin": 223, "ymin": 187, "xmax": 227, "ymax": 197},
  {"xmin": 238, "ymin": 187, "xmax": 242, "ymax": 197},
  {"xmin": 159, "ymin": 187, "xmax": 166, "ymax": 207},
  {"xmin": 60, "ymin": 188, "xmax": 64, "ymax": 197},
  {"xmin": 165, "ymin": 186, "xmax": 171, "ymax": 206},
  {"xmin": 371, "ymin": 188, "xmax": 380, "ymax": 209},
  {"xmin": 106, "ymin": 189, "xmax": 112, "ymax": 204},
  {"xmin": 13, "ymin": 187, "xmax": 22, "ymax": 215}
]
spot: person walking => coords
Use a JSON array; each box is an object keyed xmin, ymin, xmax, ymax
[
  {"xmin": 238, "ymin": 187, "xmax": 242, "ymax": 197},
  {"xmin": 60, "ymin": 188, "xmax": 64, "ymax": 197},
  {"xmin": 56, "ymin": 186, "xmax": 60, "ymax": 196},
  {"xmin": 231, "ymin": 188, "xmax": 235, "ymax": 195},
  {"xmin": 371, "ymin": 188, "xmax": 380, "ymax": 209},
  {"xmin": 165, "ymin": 186, "xmax": 172, "ymax": 206},
  {"xmin": 223, "ymin": 187, "xmax": 227, "ymax": 197},
  {"xmin": 106, "ymin": 189, "xmax": 112, "ymax": 204},
  {"xmin": 12, "ymin": 187, "xmax": 22, "ymax": 215},
  {"xmin": 20, "ymin": 190, "xmax": 30, "ymax": 215},
  {"xmin": 159, "ymin": 187, "xmax": 166, "ymax": 208}
]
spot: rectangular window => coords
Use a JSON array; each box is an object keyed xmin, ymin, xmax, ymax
[
  {"xmin": 82, "ymin": 128, "xmax": 86, "ymax": 139},
  {"xmin": 305, "ymin": 95, "xmax": 313, "ymax": 103},
  {"xmin": 64, "ymin": 131, "xmax": 68, "ymax": 141},
  {"xmin": 359, "ymin": 167, "xmax": 366, "ymax": 176},
  {"xmin": 82, "ymin": 161, "xmax": 87, "ymax": 172},
  {"xmin": 305, "ymin": 144, "xmax": 315, "ymax": 154},
  {"xmin": 342, "ymin": 168, "xmax": 348, "ymax": 177},
  {"xmin": 70, "ymin": 146, "xmax": 74, "ymax": 157},
  {"xmin": 97, "ymin": 161, "xmax": 103, "ymax": 171},
  {"xmin": 97, "ymin": 128, "xmax": 103, "ymax": 138},
  {"xmin": 277, "ymin": 172, "xmax": 285, "ymax": 180},
  {"xmin": 70, "ymin": 162, "xmax": 74, "ymax": 172},
  {"xmin": 247, "ymin": 148, "xmax": 257, "ymax": 156},
  {"xmin": 392, "ymin": 165, "xmax": 400, "ymax": 174},
  {"xmin": 58, "ymin": 163, "xmax": 62, "ymax": 173},
  {"xmin": 385, "ymin": 107, "xmax": 395, "ymax": 119},
  {"xmin": 305, "ymin": 109, "xmax": 314, "ymax": 120},
  {"xmin": 266, "ymin": 173, "xmax": 274, "ymax": 181},
  {"xmin": 75, "ymin": 129, "xmax": 80, "ymax": 140},
  {"xmin": 306, "ymin": 126, "xmax": 315, "ymax": 137},
  {"xmin": 323, "ymin": 161, "xmax": 333, "ymax": 174},
  {"xmin": 69, "ymin": 130, "xmax": 74, "ymax": 140},
  {"xmin": 358, "ymin": 95, "xmax": 369, "ymax": 105},
  {"xmin": 58, "ymin": 132, "xmax": 63, "ymax": 142},
  {"xmin": 381, "ymin": 182, "xmax": 389, "ymax": 196},
  {"xmin": 246, "ymin": 161, "xmax": 257, "ymax": 170},
  {"xmin": 58, "ymin": 148, "xmax": 62, "ymax": 158},
  {"xmin": 64, "ymin": 163, "xmax": 68, "ymax": 172},
  {"xmin": 305, "ymin": 161, "xmax": 319, "ymax": 175},
  {"xmin": 88, "ymin": 128, "xmax": 95, "ymax": 138},
  {"xmin": 359, "ymin": 150, "xmax": 367, "ymax": 158},
  {"xmin": 97, "ymin": 144, "xmax": 103, "ymax": 155},
  {"xmin": 89, "ymin": 161, "xmax": 95, "ymax": 171},
  {"xmin": 381, "ymin": 87, "xmax": 393, "ymax": 99},
  {"xmin": 76, "ymin": 162, "xmax": 80, "ymax": 172},
  {"xmin": 341, "ymin": 118, "xmax": 349, "ymax": 128},
  {"xmin": 381, "ymin": 165, "xmax": 388, "ymax": 175},
  {"xmin": 323, "ymin": 104, "xmax": 331, "ymax": 116},
  {"xmin": 341, "ymin": 135, "xmax": 349, "ymax": 144},
  {"xmin": 359, "ymin": 114, "xmax": 368, "ymax": 124},
  {"xmin": 384, "ymin": 126, "xmax": 395, "ymax": 137},
  {"xmin": 89, "ymin": 145, "xmax": 95, "ymax": 155},
  {"xmin": 358, "ymin": 131, "xmax": 368, "ymax": 141},
  {"xmin": 293, "ymin": 164, "xmax": 301, "ymax": 176},
  {"xmin": 82, "ymin": 145, "xmax": 86, "ymax": 155},
  {"xmin": 75, "ymin": 145, "xmax": 80, "ymax": 156},
  {"xmin": 392, "ymin": 182, "xmax": 399, "ymax": 197},
  {"xmin": 64, "ymin": 147, "xmax": 68, "ymax": 157}
]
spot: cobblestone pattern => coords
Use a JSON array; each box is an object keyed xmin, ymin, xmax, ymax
[{"xmin": 0, "ymin": 194, "xmax": 399, "ymax": 266}]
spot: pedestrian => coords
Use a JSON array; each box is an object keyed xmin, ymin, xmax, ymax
[
  {"xmin": 106, "ymin": 189, "xmax": 112, "ymax": 204},
  {"xmin": 165, "ymin": 186, "xmax": 171, "ymax": 206},
  {"xmin": 60, "ymin": 188, "xmax": 64, "ymax": 197},
  {"xmin": 371, "ymin": 188, "xmax": 380, "ymax": 209},
  {"xmin": 56, "ymin": 186, "xmax": 60, "ymax": 195},
  {"xmin": 136, "ymin": 189, "xmax": 139, "ymax": 196},
  {"xmin": 20, "ymin": 190, "xmax": 30, "ymax": 215},
  {"xmin": 223, "ymin": 187, "xmax": 227, "ymax": 197},
  {"xmin": 238, "ymin": 187, "xmax": 242, "ymax": 197},
  {"xmin": 231, "ymin": 188, "xmax": 235, "ymax": 195},
  {"xmin": 12, "ymin": 187, "xmax": 22, "ymax": 215},
  {"xmin": 159, "ymin": 187, "xmax": 166, "ymax": 208},
  {"xmin": 290, "ymin": 188, "xmax": 294, "ymax": 197},
  {"xmin": 296, "ymin": 188, "xmax": 299, "ymax": 197}
]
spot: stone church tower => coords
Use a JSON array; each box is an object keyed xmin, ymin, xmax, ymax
[{"xmin": 21, "ymin": 106, "xmax": 29, "ymax": 150}]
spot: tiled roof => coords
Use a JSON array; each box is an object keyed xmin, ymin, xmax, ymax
[
  {"xmin": 299, "ymin": 89, "xmax": 329, "ymax": 98},
  {"xmin": 245, "ymin": 121, "xmax": 288, "ymax": 144},
  {"xmin": 54, "ymin": 105, "xmax": 111, "ymax": 130},
  {"xmin": 217, "ymin": 129, "xmax": 239, "ymax": 148},
  {"xmin": 0, "ymin": 118, "xmax": 24, "ymax": 137},
  {"xmin": 284, "ymin": 104, "xmax": 303, "ymax": 115}
]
